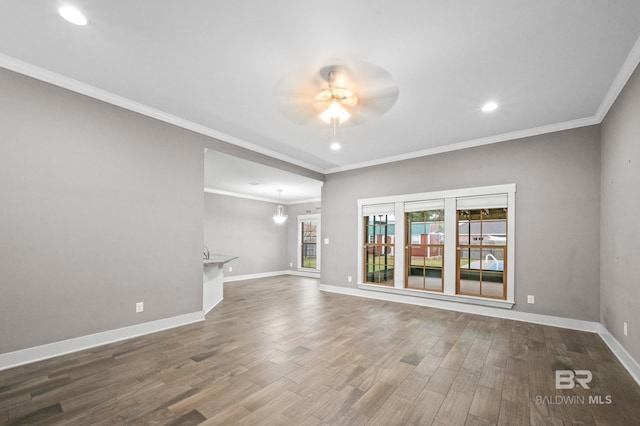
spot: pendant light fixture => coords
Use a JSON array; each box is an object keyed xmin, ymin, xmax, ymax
[{"xmin": 273, "ymin": 189, "xmax": 288, "ymax": 224}]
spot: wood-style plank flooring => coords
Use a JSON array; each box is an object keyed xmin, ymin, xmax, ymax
[{"xmin": 1, "ymin": 276, "xmax": 639, "ymax": 425}]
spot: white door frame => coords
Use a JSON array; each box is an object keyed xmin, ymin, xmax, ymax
[{"xmin": 297, "ymin": 214, "xmax": 321, "ymax": 271}]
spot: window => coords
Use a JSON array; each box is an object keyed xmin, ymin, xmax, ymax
[
  {"xmin": 363, "ymin": 210, "xmax": 396, "ymax": 285},
  {"xmin": 406, "ymin": 209, "xmax": 444, "ymax": 292},
  {"xmin": 357, "ymin": 184, "xmax": 515, "ymax": 309},
  {"xmin": 298, "ymin": 215, "xmax": 320, "ymax": 271},
  {"xmin": 457, "ymin": 208, "xmax": 507, "ymax": 299},
  {"xmin": 301, "ymin": 221, "xmax": 318, "ymax": 269}
]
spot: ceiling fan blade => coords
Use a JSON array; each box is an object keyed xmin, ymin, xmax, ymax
[
  {"xmin": 275, "ymin": 96, "xmax": 319, "ymax": 125},
  {"xmin": 359, "ymin": 86, "xmax": 400, "ymax": 111},
  {"xmin": 343, "ymin": 84, "xmax": 399, "ymax": 126},
  {"xmin": 347, "ymin": 60, "xmax": 395, "ymax": 87},
  {"xmin": 330, "ymin": 61, "xmax": 399, "ymax": 125},
  {"xmin": 273, "ymin": 71, "xmax": 325, "ymax": 125},
  {"xmin": 275, "ymin": 60, "xmax": 399, "ymax": 126}
]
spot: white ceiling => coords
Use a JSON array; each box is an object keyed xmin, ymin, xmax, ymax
[
  {"xmin": 1, "ymin": 1, "xmax": 640, "ymax": 188},
  {"xmin": 204, "ymin": 150, "xmax": 322, "ymax": 204}
]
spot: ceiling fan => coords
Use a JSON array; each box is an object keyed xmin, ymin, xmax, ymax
[{"xmin": 275, "ymin": 61, "xmax": 400, "ymax": 127}]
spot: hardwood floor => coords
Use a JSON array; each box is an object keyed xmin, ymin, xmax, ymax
[{"xmin": 1, "ymin": 275, "xmax": 639, "ymax": 425}]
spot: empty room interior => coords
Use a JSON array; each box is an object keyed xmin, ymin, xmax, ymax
[{"xmin": 1, "ymin": 2, "xmax": 640, "ymax": 425}]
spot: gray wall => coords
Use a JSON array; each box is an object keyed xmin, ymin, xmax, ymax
[
  {"xmin": 601, "ymin": 64, "xmax": 640, "ymax": 361},
  {"xmin": 321, "ymin": 126, "xmax": 601, "ymax": 321},
  {"xmin": 3, "ymin": 53, "xmax": 637, "ymax": 366},
  {"xmin": 204, "ymin": 193, "xmax": 288, "ymax": 277},
  {"xmin": 0, "ymin": 68, "xmax": 205, "ymax": 354},
  {"xmin": 204, "ymin": 195, "xmax": 321, "ymax": 276}
]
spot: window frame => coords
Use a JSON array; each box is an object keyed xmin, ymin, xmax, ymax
[
  {"xmin": 357, "ymin": 184, "xmax": 516, "ymax": 309},
  {"xmin": 363, "ymin": 213, "xmax": 396, "ymax": 286},
  {"xmin": 297, "ymin": 214, "xmax": 321, "ymax": 271},
  {"xmin": 405, "ymin": 209, "xmax": 445, "ymax": 293},
  {"xmin": 456, "ymin": 208, "xmax": 508, "ymax": 300}
]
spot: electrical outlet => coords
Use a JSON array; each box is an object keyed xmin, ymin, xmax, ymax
[
  {"xmin": 136, "ymin": 302, "xmax": 144, "ymax": 313},
  {"xmin": 290, "ymin": 262, "xmax": 293, "ymax": 267},
  {"xmin": 348, "ymin": 276, "xmax": 352, "ymax": 282},
  {"xmin": 527, "ymin": 295, "xmax": 535, "ymax": 304},
  {"xmin": 228, "ymin": 266, "xmax": 232, "ymax": 272},
  {"xmin": 324, "ymin": 238, "xmax": 330, "ymax": 244},
  {"xmin": 624, "ymin": 322, "xmax": 628, "ymax": 336}
]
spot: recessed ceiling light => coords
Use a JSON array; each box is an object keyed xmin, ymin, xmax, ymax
[
  {"xmin": 330, "ymin": 142, "xmax": 341, "ymax": 151},
  {"xmin": 482, "ymin": 102, "xmax": 498, "ymax": 112},
  {"xmin": 58, "ymin": 6, "xmax": 88, "ymax": 26}
]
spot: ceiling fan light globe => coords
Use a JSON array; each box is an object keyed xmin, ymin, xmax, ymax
[
  {"xmin": 319, "ymin": 101, "xmax": 351, "ymax": 124},
  {"xmin": 319, "ymin": 109, "xmax": 332, "ymax": 124},
  {"xmin": 336, "ymin": 107, "xmax": 351, "ymax": 123}
]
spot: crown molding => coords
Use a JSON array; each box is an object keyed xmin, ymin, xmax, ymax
[
  {"xmin": 325, "ymin": 34, "xmax": 640, "ymax": 174},
  {"xmin": 204, "ymin": 188, "xmax": 320, "ymax": 205},
  {"xmin": 0, "ymin": 53, "xmax": 324, "ymax": 175},
  {"xmin": 4, "ymin": 34, "xmax": 639, "ymax": 178},
  {"xmin": 204, "ymin": 188, "xmax": 279, "ymax": 203},
  {"xmin": 595, "ymin": 34, "xmax": 640, "ymax": 121},
  {"xmin": 324, "ymin": 115, "xmax": 600, "ymax": 174}
]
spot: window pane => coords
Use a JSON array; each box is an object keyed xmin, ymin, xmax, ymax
[
  {"xmin": 302, "ymin": 222, "xmax": 317, "ymax": 243},
  {"xmin": 366, "ymin": 245, "xmax": 394, "ymax": 284},
  {"xmin": 405, "ymin": 209, "xmax": 444, "ymax": 292},
  {"xmin": 458, "ymin": 248, "xmax": 482, "ymax": 295},
  {"xmin": 411, "ymin": 222, "xmax": 427, "ymax": 240},
  {"xmin": 459, "ymin": 247, "xmax": 481, "ymax": 270},
  {"xmin": 300, "ymin": 220, "xmax": 318, "ymax": 270},
  {"xmin": 482, "ymin": 219, "xmax": 506, "ymax": 246},
  {"xmin": 364, "ymin": 213, "xmax": 395, "ymax": 286},
  {"xmin": 457, "ymin": 207, "xmax": 507, "ymax": 299}
]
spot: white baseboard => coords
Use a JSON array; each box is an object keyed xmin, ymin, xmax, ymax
[
  {"xmin": 319, "ymin": 284, "xmax": 599, "ymax": 332},
  {"xmin": 3, "ymin": 276, "xmax": 638, "ymax": 389},
  {"xmin": 0, "ymin": 311, "xmax": 204, "ymax": 372},
  {"xmin": 224, "ymin": 270, "xmax": 289, "ymax": 282},
  {"xmin": 204, "ymin": 294, "xmax": 223, "ymax": 316},
  {"xmin": 320, "ymin": 283, "xmax": 640, "ymax": 386},
  {"xmin": 358, "ymin": 283, "xmax": 514, "ymax": 309},
  {"xmin": 1, "ymin": 271, "xmax": 300, "ymax": 370},
  {"xmin": 224, "ymin": 270, "xmax": 320, "ymax": 282},
  {"xmin": 596, "ymin": 324, "xmax": 640, "ymax": 386},
  {"xmin": 287, "ymin": 270, "xmax": 321, "ymax": 278}
]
